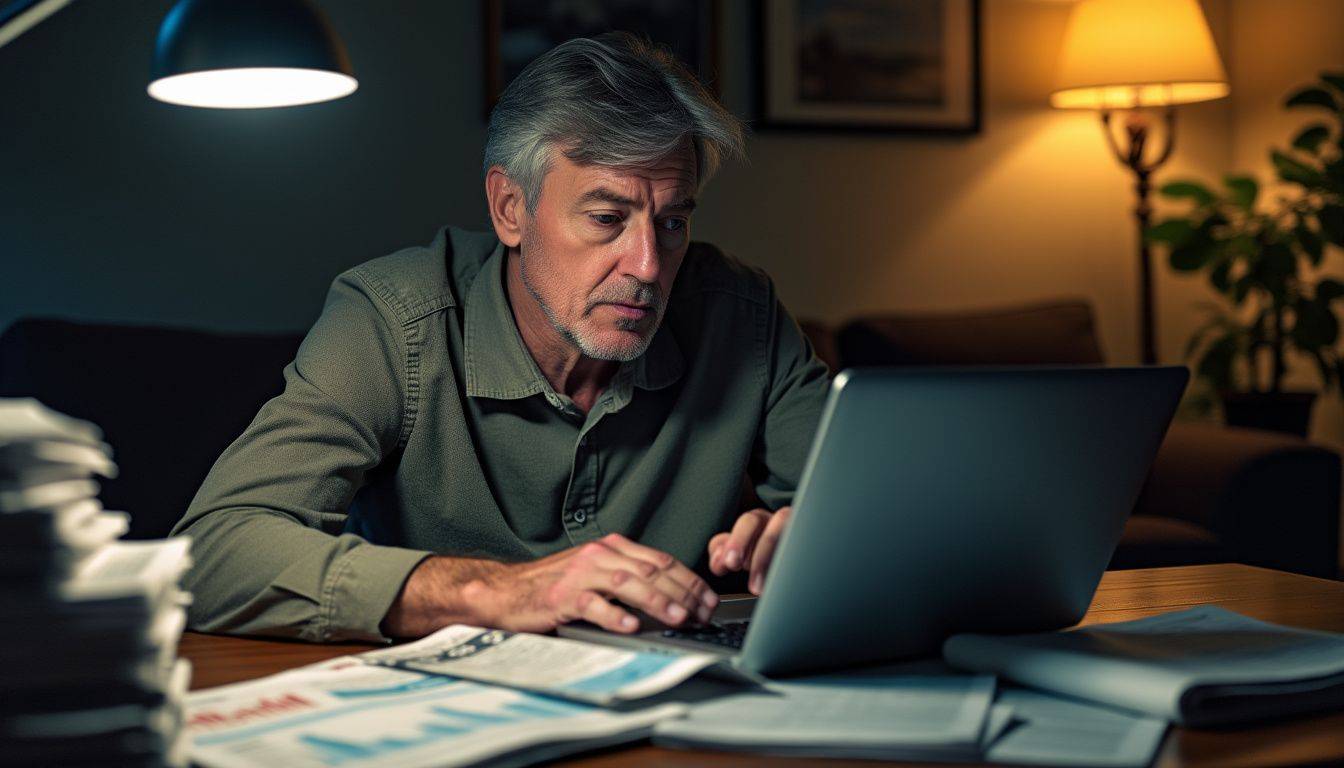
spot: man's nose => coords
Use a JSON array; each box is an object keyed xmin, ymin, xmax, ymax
[{"xmin": 620, "ymin": 219, "xmax": 661, "ymax": 285}]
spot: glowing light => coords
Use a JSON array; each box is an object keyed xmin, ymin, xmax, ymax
[{"xmin": 148, "ymin": 67, "xmax": 357, "ymax": 109}]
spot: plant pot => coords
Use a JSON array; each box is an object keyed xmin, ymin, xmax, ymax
[{"xmin": 1220, "ymin": 391, "xmax": 1318, "ymax": 438}]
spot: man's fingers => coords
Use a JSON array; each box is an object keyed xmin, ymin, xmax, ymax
[
  {"xmin": 748, "ymin": 507, "xmax": 791, "ymax": 596},
  {"xmin": 587, "ymin": 566, "xmax": 694, "ymax": 626},
  {"xmin": 574, "ymin": 590, "xmax": 639, "ymax": 634},
  {"xmin": 707, "ymin": 533, "xmax": 730, "ymax": 575},
  {"xmin": 723, "ymin": 509, "xmax": 769, "ymax": 572},
  {"xmin": 599, "ymin": 534, "xmax": 718, "ymax": 619}
]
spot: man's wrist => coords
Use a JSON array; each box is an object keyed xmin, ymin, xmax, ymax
[{"xmin": 381, "ymin": 555, "xmax": 509, "ymax": 638}]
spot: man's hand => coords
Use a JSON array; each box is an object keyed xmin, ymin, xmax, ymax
[
  {"xmin": 707, "ymin": 506, "xmax": 791, "ymax": 596},
  {"xmin": 383, "ymin": 533, "xmax": 718, "ymax": 638}
]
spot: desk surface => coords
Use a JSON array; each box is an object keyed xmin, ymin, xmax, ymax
[{"xmin": 180, "ymin": 564, "xmax": 1344, "ymax": 768}]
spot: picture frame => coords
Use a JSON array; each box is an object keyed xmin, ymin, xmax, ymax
[
  {"xmin": 755, "ymin": 0, "xmax": 981, "ymax": 134},
  {"xmin": 483, "ymin": 0, "xmax": 721, "ymax": 118}
]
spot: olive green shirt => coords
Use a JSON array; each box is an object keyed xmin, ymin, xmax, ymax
[{"xmin": 172, "ymin": 226, "xmax": 829, "ymax": 642}]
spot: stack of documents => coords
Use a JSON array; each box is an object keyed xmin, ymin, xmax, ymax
[
  {"xmin": 944, "ymin": 604, "xmax": 1344, "ymax": 727},
  {"xmin": 0, "ymin": 398, "xmax": 194, "ymax": 767}
]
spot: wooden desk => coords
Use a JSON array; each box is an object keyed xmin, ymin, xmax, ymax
[{"xmin": 180, "ymin": 564, "xmax": 1344, "ymax": 768}]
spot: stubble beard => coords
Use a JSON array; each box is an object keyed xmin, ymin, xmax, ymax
[{"xmin": 518, "ymin": 228, "xmax": 662, "ymax": 362}]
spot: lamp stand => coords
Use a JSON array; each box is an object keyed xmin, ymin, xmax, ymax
[{"xmin": 1100, "ymin": 106, "xmax": 1176, "ymax": 366}]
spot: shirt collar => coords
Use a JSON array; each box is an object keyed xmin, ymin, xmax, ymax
[{"xmin": 463, "ymin": 244, "xmax": 683, "ymax": 401}]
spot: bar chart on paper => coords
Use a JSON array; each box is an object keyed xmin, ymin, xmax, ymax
[{"xmin": 185, "ymin": 662, "xmax": 684, "ymax": 768}]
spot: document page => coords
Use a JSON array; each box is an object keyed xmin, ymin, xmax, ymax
[
  {"xmin": 186, "ymin": 657, "xmax": 685, "ymax": 768},
  {"xmin": 362, "ymin": 624, "xmax": 738, "ymax": 705},
  {"xmin": 944, "ymin": 605, "xmax": 1344, "ymax": 725},
  {"xmin": 986, "ymin": 688, "xmax": 1168, "ymax": 768},
  {"xmin": 652, "ymin": 669, "xmax": 996, "ymax": 759}
]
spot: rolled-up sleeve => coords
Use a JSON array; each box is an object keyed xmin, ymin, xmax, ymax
[{"xmin": 171, "ymin": 270, "xmax": 431, "ymax": 642}]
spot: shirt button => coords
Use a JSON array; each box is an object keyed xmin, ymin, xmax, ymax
[{"xmin": 572, "ymin": 509, "xmax": 587, "ymax": 525}]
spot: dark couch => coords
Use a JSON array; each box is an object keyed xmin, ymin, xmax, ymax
[
  {"xmin": 800, "ymin": 299, "xmax": 1342, "ymax": 579},
  {"xmin": 2, "ymin": 310, "xmax": 1340, "ymax": 577}
]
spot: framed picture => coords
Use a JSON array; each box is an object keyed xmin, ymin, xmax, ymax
[
  {"xmin": 756, "ymin": 0, "xmax": 981, "ymax": 134},
  {"xmin": 483, "ymin": 0, "xmax": 720, "ymax": 117}
]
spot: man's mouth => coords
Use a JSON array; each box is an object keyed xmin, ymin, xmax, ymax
[{"xmin": 606, "ymin": 303, "xmax": 652, "ymax": 320}]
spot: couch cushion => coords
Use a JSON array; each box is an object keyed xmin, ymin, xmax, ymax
[
  {"xmin": 1109, "ymin": 515, "xmax": 1230, "ymax": 570},
  {"xmin": 836, "ymin": 300, "xmax": 1105, "ymax": 368},
  {"xmin": 0, "ymin": 318, "xmax": 303, "ymax": 539}
]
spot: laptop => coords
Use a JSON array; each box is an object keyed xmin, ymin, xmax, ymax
[{"xmin": 559, "ymin": 365, "xmax": 1189, "ymax": 676}]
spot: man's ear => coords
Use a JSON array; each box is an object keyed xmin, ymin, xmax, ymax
[{"xmin": 485, "ymin": 166, "xmax": 523, "ymax": 248}]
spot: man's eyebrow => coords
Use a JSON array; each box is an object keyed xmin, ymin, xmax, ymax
[
  {"xmin": 660, "ymin": 197, "xmax": 697, "ymax": 214},
  {"xmin": 574, "ymin": 188, "xmax": 639, "ymax": 208},
  {"xmin": 573, "ymin": 188, "xmax": 697, "ymax": 214}
]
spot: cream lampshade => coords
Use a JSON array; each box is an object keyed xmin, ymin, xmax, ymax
[{"xmin": 1051, "ymin": 0, "xmax": 1228, "ymax": 365}]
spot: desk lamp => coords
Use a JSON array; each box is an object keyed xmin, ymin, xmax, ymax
[
  {"xmin": 148, "ymin": 0, "xmax": 356, "ymax": 108},
  {"xmin": 1052, "ymin": 0, "xmax": 1228, "ymax": 364}
]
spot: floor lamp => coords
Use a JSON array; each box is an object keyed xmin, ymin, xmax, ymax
[{"xmin": 1051, "ymin": 0, "xmax": 1229, "ymax": 365}]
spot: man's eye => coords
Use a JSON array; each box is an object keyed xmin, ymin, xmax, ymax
[
  {"xmin": 590, "ymin": 213, "xmax": 621, "ymax": 226},
  {"xmin": 661, "ymin": 218, "xmax": 687, "ymax": 232}
]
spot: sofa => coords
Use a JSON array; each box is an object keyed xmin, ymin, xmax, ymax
[
  {"xmin": 2, "ymin": 308, "xmax": 1340, "ymax": 578},
  {"xmin": 798, "ymin": 299, "xmax": 1341, "ymax": 579}
]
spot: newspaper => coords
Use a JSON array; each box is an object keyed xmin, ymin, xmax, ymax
[
  {"xmin": 363, "ymin": 624, "xmax": 754, "ymax": 705},
  {"xmin": 186, "ymin": 656, "xmax": 686, "ymax": 768}
]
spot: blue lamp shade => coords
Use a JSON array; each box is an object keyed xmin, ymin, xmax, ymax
[{"xmin": 148, "ymin": 0, "xmax": 357, "ymax": 108}]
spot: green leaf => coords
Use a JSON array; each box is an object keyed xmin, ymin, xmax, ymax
[
  {"xmin": 1319, "ymin": 203, "xmax": 1344, "ymax": 246},
  {"xmin": 1310, "ymin": 350, "xmax": 1337, "ymax": 390},
  {"xmin": 1322, "ymin": 73, "xmax": 1344, "ymax": 94},
  {"xmin": 1231, "ymin": 275, "xmax": 1255, "ymax": 305},
  {"xmin": 1169, "ymin": 236, "xmax": 1216, "ymax": 271},
  {"xmin": 1293, "ymin": 124, "xmax": 1332, "ymax": 153},
  {"xmin": 1318, "ymin": 277, "xmax": 1344, "ymax": 302},
  {"xmin": 1261, "ymin": 240, "xmax": 1299, "ymax": 278},
  {"xmin": 1158, "ymin": 180, "xmax": 1216, "ymax": 206},
  {"xmin": 1326, "ymin": 157, "xmax": 1344, "ymax": 191},
  {"xmin": 1196, "ymin": 333, "xmax": 1239, "ymax": 392},
  {"xmin": 1296, "ymin": 221, "xmax": 1325, "ymax": 264},
  {"xmin": 1222, "ymin": 175, "xmax": 1259, "ymax": 209},
  {"xmin": 1209, "ymin": 259, "xmax": 1233, "ymax": 293},
  {"xmin": 1273, "ymin": 150, "xmax": 1324, "ymax": 188},
  {"xmin": 1285, "ymin": 87, "xmax": 1338, "ymax": 111},
  {"xmin": 1292, "ymin": 297, "xmax": 1339, "ymax": 348},
  {"xmin": 1146, "ymin": 218, "xmax": 1195, "ymax": 245}
]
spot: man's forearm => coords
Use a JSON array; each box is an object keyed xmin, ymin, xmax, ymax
[{"xmin": 380, "ymin": 555, "xmax": 509, "ymax": 638}]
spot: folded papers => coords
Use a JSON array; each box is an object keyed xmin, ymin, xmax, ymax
[
  {"xmin": 0, "ymin": 398, "xmax": 193, "ymax": 768},
  {"xmin": 943, "ymin": 605, "xmax": 1344, "ymax": 727}
]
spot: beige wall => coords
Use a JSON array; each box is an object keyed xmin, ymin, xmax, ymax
[{"xmin": 697, "ymin": 0, "xmax": 1344, "ymax": 450}]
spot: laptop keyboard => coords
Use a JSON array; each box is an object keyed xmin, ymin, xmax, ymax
[{"xmin": 662, "ymin": 619, "xmax": 750, "ymax": 649}]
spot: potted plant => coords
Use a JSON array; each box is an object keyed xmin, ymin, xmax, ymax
[{"xmin": 1147, "ymin": 71, "xmax": 1344, "ymax": 437}]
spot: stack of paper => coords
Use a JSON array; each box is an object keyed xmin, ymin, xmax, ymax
[
  {"xmin": 944, "ymin": 604, "xmax": 1344, "ymax": 727},
  {"xmin": 0, "ymin": 398, "xmax": 194, "ymax": 767}
]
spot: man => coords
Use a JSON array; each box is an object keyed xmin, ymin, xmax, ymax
[{"xmin": 172, "ymin": 33, "xmax": 829, "ymax": 643}]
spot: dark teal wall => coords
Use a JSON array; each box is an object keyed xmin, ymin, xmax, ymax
[{"xmin": 2, "ymin": 0, "xmax": 492, "ymax": 333}]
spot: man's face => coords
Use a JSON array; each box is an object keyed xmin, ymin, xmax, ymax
[{"xmin": 516, "ymin": 147, "xmax": 697, "ymax": 361}]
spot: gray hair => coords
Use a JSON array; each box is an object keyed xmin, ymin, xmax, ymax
[{"xmin": 483, "ymin": 32, "xmax": 745, "ymax": 210}]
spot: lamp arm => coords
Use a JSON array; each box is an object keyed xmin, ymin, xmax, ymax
[{"xmin": 1148, "ymin": 105, "xmax": 1178, "ymax": 171}]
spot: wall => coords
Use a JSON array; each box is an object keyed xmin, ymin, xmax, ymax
[{"xmin": 2, "ymin": 0, "xmax": 1339, "ymax": 449}]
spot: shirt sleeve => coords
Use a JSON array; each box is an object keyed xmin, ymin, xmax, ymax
[
  {"xmin": 750, "ymin": 288, "xmax": 832, "ymax": 510},
  {"xmin": 170, "ymin": 269, "xmax": 432, "ymax": 643}
]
